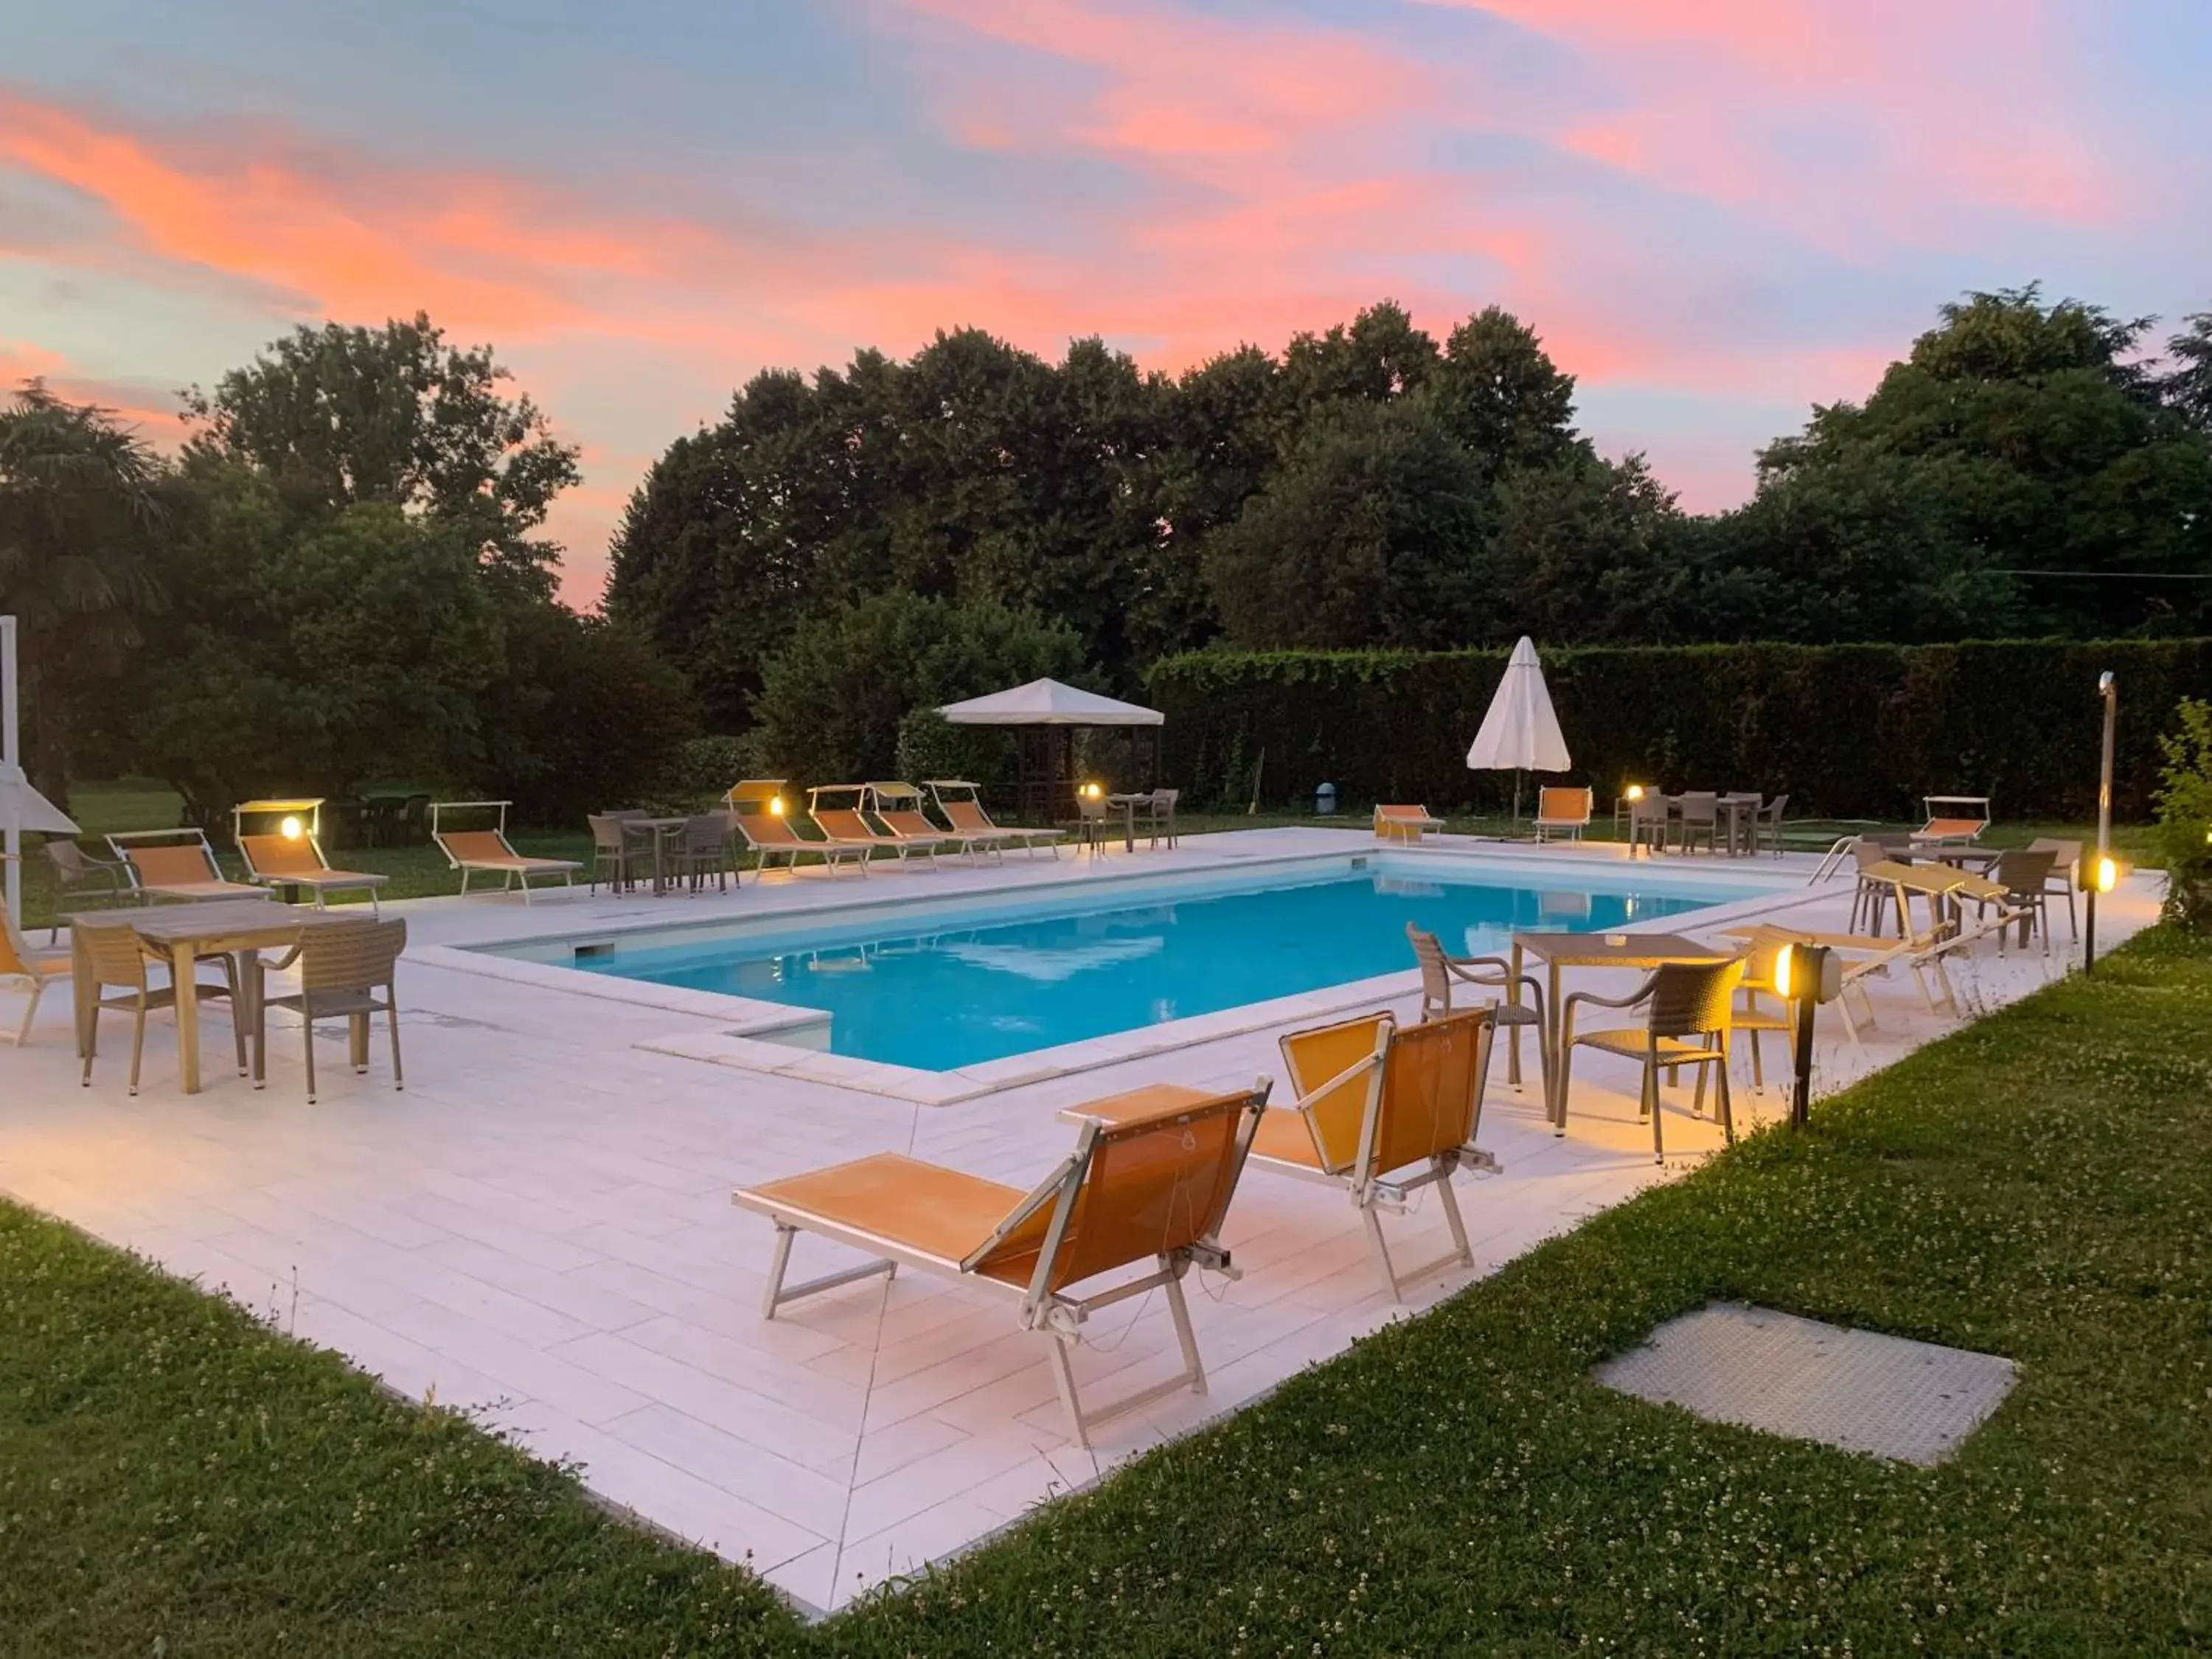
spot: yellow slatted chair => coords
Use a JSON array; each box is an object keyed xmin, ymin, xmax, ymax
[{"xmin": 733, "ymin": 1085, "xmax": 1269, "ymax": 1447}]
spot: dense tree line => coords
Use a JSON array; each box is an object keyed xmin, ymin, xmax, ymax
[
  {"xmin": 8, "ymin": 286, "xmax": 2211, "ymax": 822},
  {"xmin": 608, "ymin": 288, "xmax": 2212, "ymax": 745},
  {"xmin": 1, "ymin": 316, "xmax": 692, "ymax": 821}
]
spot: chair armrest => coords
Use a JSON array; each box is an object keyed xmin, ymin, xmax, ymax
[{"xmin": 1560, "ymin": 973, "xmax": 1658, "ymax": 1019}]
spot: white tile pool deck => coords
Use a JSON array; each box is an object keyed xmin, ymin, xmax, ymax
[{"xmin": 0, "ymin": 829, "xmax": 2159, "ymax": 1614}]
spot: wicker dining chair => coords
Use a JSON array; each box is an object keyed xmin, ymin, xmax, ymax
[
  {"xmin": 1627, "ymin": 793, "xmax": 1669, "ymax": 855},
  {"xmin": 254, "ymin": 919, "xmax": 407, "ymax": 1104},
  {"xmin": 79, "ymin": 924, "xmax": 247, "ymax": 1095},
  {"xmin": 1138, "ymin": 787, "xmax": 1180, "ymax": 849},
  {"xmin": 1982, "ymin": 849, "xmax": 2059, "ymax": 954},
  {"xmin": 1729, "ymin": 930, "xmax": 1798, "ymax": 1091},
  {"xmin": 1076, "ymin": 794, "xmax": 1110, "ymax": 853},
  {"xmin": 1753, "ymin": 793, "xmax": 1791, "ymax": 856},
  {"xmin": 43, "ymin": 840, "xmax": 129, "ymax": 941},
  {"xmin": 586, "ymin": 814, "xmax": 642, "ymax": 895},
  {"xmin": 1557, "ymin": 958, "xmax": 1745, "ymax": 1162},
  {"xmin": 2025, "ymin": 837, "xmax": 2081, "ymax": 940},
  {"xmin": 1674, "ymin": 792, "xmax": 1719, "ymax": 855},
  {"xmin": 677, "ymin": 812, "xmax": 737, "ymax": 894},
  {"xmin": 1405, "ymin": 924, "xmax": 1548, "ymax": 1103}
]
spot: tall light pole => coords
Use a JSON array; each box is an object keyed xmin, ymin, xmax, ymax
[{"xmin": 2083, "ymin": 670, "xmax": 2118, "ymax": 974}]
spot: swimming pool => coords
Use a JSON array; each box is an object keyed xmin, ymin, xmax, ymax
[{"xmin": 518, "ymin": 859, "xmax": 1764, "ymax": 1072}]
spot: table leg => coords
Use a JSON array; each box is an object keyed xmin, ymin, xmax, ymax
[
  {"xmin": 72, "ymin": 928, "xmax": 93, "ymax": 1060},
  {"xmin": 1122, "ymin": 804, "xmax": 1135, "ymax": 853},
  {"xmin": 1506, "ymin": 941, "xmax": 1526, "ymax": 1088},
  {"xmin": 1547, "ymin": 962, "xmax": 1564, "ymax": 1129},
  {"xmin": 172, "ymin": 941, "xmax": 202, "ymax": 1094}
]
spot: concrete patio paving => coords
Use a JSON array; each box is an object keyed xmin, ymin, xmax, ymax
[{"xmin": 0, "ymin": 829, "xmax": 2159, "ymax": 1613}]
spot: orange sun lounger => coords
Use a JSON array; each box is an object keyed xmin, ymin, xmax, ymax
[
  {"xmin": 429, "ymin": 801, "xmax": 580, "ymax": 902},
  {"xmin": 237, "ymin": 834, "xmax": 387, "ymax": 914},
  {"xmin": 1373, "ymin": 804, "xmax": 1444, "ymax": 844},
  {"xmin": 868, "ymin": 782, "xmax": 1001, "ymax": 861},
  {"xmin": 810, "ymin": 785, "xmax": 941, "ymax": 866},
  {"xmin": 733, "ymin": 1082, "xmax": 1269, "ymax": 1447},
  {"xmin": 1247, "ymin": 1007, "xmax": 1497, "ymax": 1301},
  {"xmin": 107, "ymin": 830, "xmax": 268, "ymax": 904},
  {"xmin": 1534, "ymin": 786, "xmax": 1593, "ymax": 843},
  {"xmin": 924, "ymin": 779, "xmax": 1063, "ymax": 858}
]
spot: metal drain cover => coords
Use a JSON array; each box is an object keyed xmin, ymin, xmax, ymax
[{"xmin": 1595, "ymin": 1302, "xmax": 2017, "ymax": 1466}]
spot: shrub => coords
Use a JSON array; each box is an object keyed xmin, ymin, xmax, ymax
[
  {"xmin": 752, "ymin": 592, "xmax": 1086, "ymax": 787},
  {"xmin": 2154, "ymin": 698, "xmax": 2212, "ymax": 925},
  {"xmin": 892, "ymin": 708, "xmax": 1014, "ymax": 793},
  {"xmin": 479, "ymin": 612, "xmax": 698, "ymax": 825}
]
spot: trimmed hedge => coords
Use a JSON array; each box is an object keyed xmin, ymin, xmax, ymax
[{"xmin": 1145, "ymin": 639, "xmax": 2212, "ymax": 819}]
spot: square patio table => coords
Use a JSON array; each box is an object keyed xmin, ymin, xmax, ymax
[
  {"xmin": 1508, "ymin": 931, "xmax": 1733, "ymax": 1127},
  {"xmin": 72, "ymin": 899, "xmax": 366, "ymax": 1094},
  {"xmin": 1104, "ymin": 793, "xmax": 1151, "ymax": 853},
  {"xmin": 622, "ymin": 815, "xmax": 695, "ymax": 894}
]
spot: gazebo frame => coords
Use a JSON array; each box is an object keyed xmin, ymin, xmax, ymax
[{"xmin": 937, "ymin": 679, "xmax": 1166, "ymax": 825}]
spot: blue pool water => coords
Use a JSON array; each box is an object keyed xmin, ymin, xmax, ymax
[{"xmin": 553, "ymin": 862, "xmax": 1757, "ymax": 1072}]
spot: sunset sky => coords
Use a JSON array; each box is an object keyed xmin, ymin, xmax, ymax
[{"xmin": 6, "ymin": 0, "xmax": 2208, "ymax": 604}]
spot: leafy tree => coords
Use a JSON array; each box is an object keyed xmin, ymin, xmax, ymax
[
  {"xmin": 1430, "ymin": 306, "xmax": 1582, "ymax": 475},
  {"xmin": 2156, "ymin": 697, "xmax": 2212, "ymax": 927},
  {"xmin": 751, "ymin": 591, "xmax": 1086, "ymax": 785},
  {"xmin": 0, "ymin": 381, "xmax": 161, "ymax": 808},
  {"xmin": 1274, "ymin": 300, "xmax": 1439, "ymax": 419},
  {"xmin": 133, "ymin": 467, "xmax": 502, "ymax": 821},
  {"xmin": 478, "ymin": 607, "xmax": 696, "ymax": 824},
  {"xmin": 1485, "ymin": 452, "xmax": 1688, "ymax": 643},
  {"xmin": 1731, "ymin": 285, "xmax": 2212, "ymax": 638},
  {"xmin": 1203, "ymin": 398, "xmax": 1491, "ymax": 650},
  {"xmin": 2161, "ymin": 312, "xmax": 2212, "ymax": 431},
  {"xmin": 183, "ymin": 313, "xmax": 580, "ymax": 598}
]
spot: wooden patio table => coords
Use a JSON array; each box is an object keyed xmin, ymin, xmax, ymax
[
  {"xmin": 72, "ymin": 899, "xmax": 364, "ymax": 1094},
  {"xmin": 1507, "ymin": 931, "xmax": 1733, "ymax": 1128}
]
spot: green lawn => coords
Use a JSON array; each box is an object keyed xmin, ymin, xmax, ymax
[{"xmin": 5, "ymin": 927, "xmax": 2211, "ymax": 1652}]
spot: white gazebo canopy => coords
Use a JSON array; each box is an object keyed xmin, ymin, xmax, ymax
[{"xmin": 938, "ymin": 678, "xmax": 1163, "ymax": 728}]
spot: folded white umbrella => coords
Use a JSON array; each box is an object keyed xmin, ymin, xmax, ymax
[
  {"xmin": 0, "ymin": 762, "xmax": 79, "ymax": 837},
  {"xmin": 1465, "ymin": 636, "xmax": 1571, "ymax": 819}
]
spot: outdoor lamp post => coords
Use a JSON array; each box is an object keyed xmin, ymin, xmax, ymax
[
  {"xmin": 2080, "ymin": 849, "xmax": 2121, "ymax": 973},
  {"xmin": 2084, "ymin": 670, "xmax": 2118, "ymax": 974},
  {"xmin": 1775, "ymin": 941, "xmax": 1843, "ymax": 1132}
]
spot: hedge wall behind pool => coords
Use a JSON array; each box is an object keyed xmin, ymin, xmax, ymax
[{"xmin": 1144, "ymin": 639, "xmax": 2212, "ymax": 820}]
